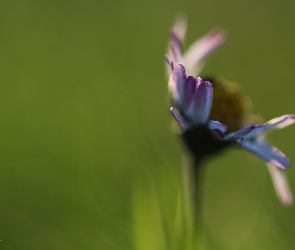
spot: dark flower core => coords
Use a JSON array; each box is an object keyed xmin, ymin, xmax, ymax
[{"xmin": 182, "ymin": 125, "xmax": 230, "ymax": 164}]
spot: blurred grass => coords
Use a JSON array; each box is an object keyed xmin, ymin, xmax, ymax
[{"xmin": 0, "ymin": 0, "xmax": 295, "ymax": 249}]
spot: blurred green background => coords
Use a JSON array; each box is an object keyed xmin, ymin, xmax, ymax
[{"xmin": 0, "ymin": 0, "xmax": 295, "ymax": 249}]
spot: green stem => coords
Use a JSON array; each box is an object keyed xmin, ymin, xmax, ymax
[{"xmin": 182, "ymin": 153, "xmax": 205, "ymax": 248}]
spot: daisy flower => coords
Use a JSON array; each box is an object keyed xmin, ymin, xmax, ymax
[{"xmin": 169, "ymin": 63, "xmax": 295, "ymax": 205}]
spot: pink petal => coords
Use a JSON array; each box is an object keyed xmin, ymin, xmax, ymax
[
  {"xmin": 172, "ymin": 16, "xmax": 187, "ymax": 42},
  {"xmin": 267, "ymin": 163, "xmax": 293, "ymax": 206},
  {"xmin": 182, "ymin": 29, "xmax": 227, "ymax": 75},
  {"xmin": 170, "ymin": 28, "xmax": 183, "ymax": 56},
  {"xmin": 266, "ymin": 114, "xmax": 295, "ymax": 132}
]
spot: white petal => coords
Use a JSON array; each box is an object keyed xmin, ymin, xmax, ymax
[
  {"xmin": 172, "ymin": 16, "xmax": 187, "ymax": 41},
  {"xmin": 240, "ymin": 139, "xmax": 291, "ymax": 169},
  {"xmin": 265, "ymin": 114, "xmax": 295, "ymax": 132},
  {"xmin": 182, "ymin": 29, "xmax": 227, "ymax": 76},
  {"xmin": 267, "ymin": 163, "xmax": 293, "ymax": 206}
]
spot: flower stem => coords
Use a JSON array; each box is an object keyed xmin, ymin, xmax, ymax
[
  {"xmin": 182, "ymin": 152, "xmax": 204, "ymax": 247},
  {"xmin": 192, "ymin": 157, "xmax": 204, "ymax": 243}
]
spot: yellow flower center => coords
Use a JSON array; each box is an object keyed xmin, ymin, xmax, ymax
[{"xmin": 204, "ymin": 77, "xmax": 252, "ymax": 133}]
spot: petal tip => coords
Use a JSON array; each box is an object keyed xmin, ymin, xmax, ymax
[{"xmin": 268, "ymin": 159, "xmax": 291, "ymax": 170}]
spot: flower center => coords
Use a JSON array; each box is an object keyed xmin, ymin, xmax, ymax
[{"xmin": 203, "ymin": 76, "xmax": 251, "ymax": 133}]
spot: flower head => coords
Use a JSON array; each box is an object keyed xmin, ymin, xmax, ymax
[
  {"xmin": 166, "ymin": 18, "xmax": 295, "ymax": 206},
  {"xmin": 169, "ymin": 64, "xmax": 295, "ymax": 173}
]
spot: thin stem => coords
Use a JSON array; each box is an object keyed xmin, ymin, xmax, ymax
[
  {"xmin": 192, "ymin": 156, "xmax": 205, "ymax": 244},
  {"xmin": 182, "ymin": 153, "xmax": 205, "ymax": 247}
]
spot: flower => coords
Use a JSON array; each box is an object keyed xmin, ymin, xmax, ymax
[
  {"xmin": 169, "ymin": 64, "xmax": 295, "ymax": 205},
  {"xmin": 166, "ymin": 18, "xmax": 295, "ymax": 205},
  {"xmin": 166, "ymin": 18, "xmax": 295, "ymax": 206},
  {"xmin": 166, "ymin": 17, "xmax": 226, "ymax": 77}
]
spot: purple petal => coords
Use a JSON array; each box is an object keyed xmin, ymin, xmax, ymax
[
  {"xmin": 266, "ymin": 114, "xmax": 295, "ymax": 132},
  {"xmin": 168, "ymin": 64, "xmax": 187, "ymax": 107},
  {"xmin": 188, "ymin": 80, "xmax": 213, "ymax": 125},
  {"xmin": 208, "ymin": 120, "xmax": 227, "ymax": 134},
  {"xmin": 195, "ymin": 77, "xmax": 203, "ymax": 87},
  {"xmin": 267, "ymin": 163, "xmax": 293, "ymax": 206},
  {"xmin": 209, "ymin": 120, "xmax": 227, "ymax": 138},
  {"xmin": 228, "ymin": 124, "xmax": 256, "ymax": 139},
  {"xmin": 183, "ymin": 76, "xmax": 196, "ymax": 110},
  {"xmin": 243, "ymin": 124, "xmax": 267, "ymax": 139},
  {"xmin": 170, "ymin": 107, "xmax": 189, "ymax": 129},
  {"xmin": 240, "ymin": 139, "xmax": 291, "ymax": 169},
  {"xmin": 226, "ymin": 124, "xmax": 267, "ymax": 143},
  {"xmin": 165, "ymin": 55, "xmax": 173, "ymax": 71},
  {"xmin": 165, "ymin": 18, "xmax": 186, "ymax": 78},
  {"xmin": 182, "ymin": 29, "xmax": 227, "ymax": 75}
]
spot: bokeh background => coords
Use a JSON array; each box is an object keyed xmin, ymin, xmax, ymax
[{"xmin": 0, "ymin": 0, "xmax": 295, "ymax": 249}]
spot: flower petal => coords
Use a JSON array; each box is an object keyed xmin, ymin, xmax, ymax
[
  {"xmin": 170, "ymin": 42, "xmax": 182, "ymax": 65},
  {"xmin": 170, "ymin": 107, "xmax": 189, "ymax": 129},
  {"xmin": 168, "ymin": 64, "xmax": 187, "ymax": 107},
  {"xmin": 172, "ymin": 16, "xmax": 187, "ymax": 42},
  {"xmin": 170, "ymin": 29, "xmax": 184, "ymax": 57},
  {"xmin": 209, "ymin": 120, "xmax": 227, "ymax": 138},
  {"xmin": 166, "ymin": 18, "xmax": 187, "ymax": 77},
  {"xmin": 188, "ymin": 79, "xmax": 213, "ymax": 125},
  {"xmin": 243, "ymin": 124, "xmax": 267, "ymax": 139},
  {"xmin": 227, "ymin": 124, "xmax": 256, "ymax": 139},
  {"xmin": 182, "ymin": 29, "xmax": 227, "ymax": 76},
  {"xmin": 225, "ymin": 124, "xmax": 267, "ymax": 144},
  {"xmin": 208, "ymin": 120, "xmax": 227, "ymax": 134},
  {"xmin": 183, "ymin": 76, "xmax": 196, "ymax": 110},
  {"xmin": 265, "ymin": 114, "xmax": 295, "ymax": 132},
  {"xmin": 165, "ymin": 55, "xmax": 173, "ymax": 70},
  {"xmin": 267, "ymin": 163, "xmax": 293, "ymax": 206},
  {"xmin": 240, "ymin": 139, "xmax": 291, "ymax": 169}
]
